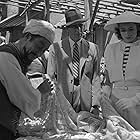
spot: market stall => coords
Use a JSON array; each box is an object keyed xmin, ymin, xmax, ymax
[
  {"xmin": 15, "ymin": 74, "xmax": 140, "ymax": 140},
  {"xmin": 1, "ymin": 1, "xmax": 140, "ymax": 139}
]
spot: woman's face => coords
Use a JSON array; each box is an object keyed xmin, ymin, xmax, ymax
[{"xmin": 119, "ymin": 23, "xmax": 138, "ymax": 43}]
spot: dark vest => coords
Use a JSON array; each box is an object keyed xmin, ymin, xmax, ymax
[{"xmin": 0, "ymin": 43, "xmax": 26, "ymax": 134}]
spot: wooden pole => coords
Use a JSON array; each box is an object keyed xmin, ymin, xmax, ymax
[
  {"xmin": 44, "ymin": 0, "xmax": 50, "ymax": 21},
  {"xmin": 84, "ymin": 0, "xmax": 92, "ymax": 31},
  {"xmin": 84, "ymin": 0, "xmax": 100, "ymax": 42},
  {"xmin": 89, "ymin": 0, "xmax": 100, "ymax": 32},
  {"xmin": 20, "ymin": 0, "xmax": 42, "ymax": 16}
]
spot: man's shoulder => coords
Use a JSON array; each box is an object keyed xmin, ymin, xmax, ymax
[
  {"xmin": 0, "ymin": 51, "xmax": 19, "ymax": 69},
  {"xmin": 61, "ymin": 37, "xmax": 69, "ymax": 44}
]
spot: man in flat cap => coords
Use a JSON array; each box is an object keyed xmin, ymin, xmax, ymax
[
  {"xmin": 47, "ymin": 8, "xmax": 100, "ymax": 116},
  {"xmin": 0, "ymin": 19, "xmax": 55, "ymax": 139}
]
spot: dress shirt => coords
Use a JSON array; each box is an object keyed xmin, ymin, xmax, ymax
[{"xmin": 69, "ymin": 37, "xmax": 82, "ymax": 57}]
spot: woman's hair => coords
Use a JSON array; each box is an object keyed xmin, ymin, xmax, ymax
[{"xmin": 114, "ymin": 23, "xmax": 140, "ymax": 40}]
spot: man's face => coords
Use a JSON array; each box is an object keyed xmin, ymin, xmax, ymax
[
  {"xmin": 67, "ymin": 24, "xmax": 83, "ymax": 42},
  {"xmin": 24, "ymin": 35, "xmax": 51, "ymax": 65}
]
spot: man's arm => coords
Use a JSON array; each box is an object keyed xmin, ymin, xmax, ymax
[{"xmin": 0, "ymin": 53, "xmax": 41, "ymax": 119}]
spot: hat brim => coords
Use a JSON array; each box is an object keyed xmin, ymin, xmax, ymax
[
  {"xmin": 65, "ymin": 18, "xmax": 88, "ymax": 27},
  {"xmin": 104, "ymin": 21, "xmax": 140, "ymax": 32},
  {"xmin": 104, "ymin": 12, "xmax": 140, "ymax": 32}
]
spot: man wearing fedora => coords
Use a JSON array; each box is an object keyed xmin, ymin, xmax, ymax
[{"xmin": 47, "ymin": 8, "xmax": 100, "ymax": 113}]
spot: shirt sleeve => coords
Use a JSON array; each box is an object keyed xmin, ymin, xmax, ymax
[
  {"xmin": 28, "ymin": 58, "xmax": 43, "ymax": 74},
  {"xmin": 0, "ymin": 52, "xmax": 41, "ymax": 119}
]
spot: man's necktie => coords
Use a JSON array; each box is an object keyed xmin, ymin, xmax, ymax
[
  {"xmin": 72, "ymin": 42, "xmax": 80, "ymax": 79},
  {"xmin": 122, "ymin": 46, "xmax": 131, "ymax": 79}
]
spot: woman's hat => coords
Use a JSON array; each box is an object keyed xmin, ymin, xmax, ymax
[
  {"xmin": 104, "ymin": 11, "xmax": 140, "ymax": 32},
  {"xmin": 64, "ymin": 8, "xmax": 88, "ymax": 27}
]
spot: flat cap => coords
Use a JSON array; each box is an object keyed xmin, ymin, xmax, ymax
[{"xmin": 23, "ymin": 19, "xmax": 55, "ymax": 43}]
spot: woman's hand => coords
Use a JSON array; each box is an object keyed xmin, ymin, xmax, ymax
[{"xmin": 115, "ymin": 96, "xmax": 138, "ymax": 110}]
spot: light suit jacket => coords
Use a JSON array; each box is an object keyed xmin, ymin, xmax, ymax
[{"xmin": 47, "ymin": 37, "xmax": 99, "ymax": 112}]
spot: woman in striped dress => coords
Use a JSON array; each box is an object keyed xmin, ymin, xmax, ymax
[{"xmin": 103, "ymin": 11, "xmax": 140, "ymax": 130}]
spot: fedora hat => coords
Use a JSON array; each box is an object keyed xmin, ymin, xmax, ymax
[
  {"xmin": 104, "ymin": 11, "xmax": 140, "ymax": 32},
  {"xmin": 64, "ymin": 8, "xmax": 88, "ymax": 27}
]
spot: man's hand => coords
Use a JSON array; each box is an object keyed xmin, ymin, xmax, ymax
[{"xmin": 37, "ymin": 79, "xmax": 53, "ymax": 94}]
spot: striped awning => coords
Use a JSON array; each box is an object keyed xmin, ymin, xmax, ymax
[
  {"xmin": 0, "ymin": 0, "xmax": 140, "ymax": 31},
  {"xmin": 0, "ymin": 11, "xmax": 42, "ymax": 31}
]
